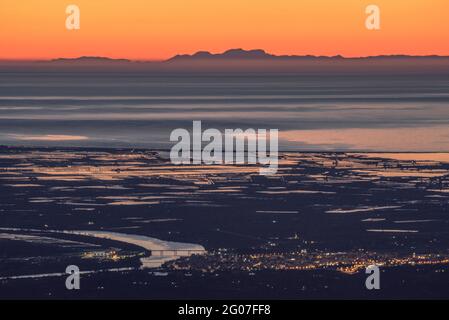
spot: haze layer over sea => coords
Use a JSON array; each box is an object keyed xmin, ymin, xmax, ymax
[{"xmin": 1, "ymin": 72, "xmax": 449, "ymax": 151}]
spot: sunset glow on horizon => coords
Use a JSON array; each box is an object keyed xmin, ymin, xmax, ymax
[{"xmin": 1, "ymin": 0, "xmax": 449, "ymax": 60}]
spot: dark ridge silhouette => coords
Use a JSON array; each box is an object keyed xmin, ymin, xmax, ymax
[
  {"xmin": 167, "ymin": 49, "xmax": 447, "ymax": 62},
  {"xmin": 169, "ymin": 48, "xmax": 348, "ymax": 61},
  {"xmin": 50, "ymin": 56, "xmax": 131, "ymax": 63},
  {"xmin": 42, "ymin": 49, "xmax": 449, "ymax": 64},
  {"xmin": 1, "ymin": 49, "xmax": 449, "ymax": 74},
  {"xmin": 169, "ymin": 48, "xmax": 274, "ymax": 60}
]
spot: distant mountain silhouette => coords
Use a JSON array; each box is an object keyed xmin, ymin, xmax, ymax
[
  {"xmin": 51, "ymin": 56, "xmax": 131, "ymax": 63},
  {"xmin": 168, "ymin": 48, "xmax": 346, "ymax": 61},
  {"xmin": 170, "ymin": 49, "xmax": 273, "ymax": 60},
  {"xmin": 2, "ymin": 49, "xmax": 449, "ymax": 74},
  {"xmin": 43, "ymin": 50, "xmax": 449, "ymax": 64}
]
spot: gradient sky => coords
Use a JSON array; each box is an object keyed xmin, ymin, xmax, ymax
[{"xmin": 1, "ymin": 0, "xmax": 448, "ymax": 60}]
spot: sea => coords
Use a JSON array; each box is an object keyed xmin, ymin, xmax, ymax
[{"xmin": 1, "ymin": 72, "xmax": 449, "ymax": 151}]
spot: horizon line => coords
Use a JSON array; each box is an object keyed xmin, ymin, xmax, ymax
[{"xmin": 1, "ymin": 48, "xmax": 449, "ymax": 63}]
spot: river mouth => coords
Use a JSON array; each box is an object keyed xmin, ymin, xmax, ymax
[
  {"xmin": 0, "ymin": 227, "xmax": 206, "ymax": 280},
  {"xmin": 67, "ymin": 230, "xmax": 207, "ymax": 269}
]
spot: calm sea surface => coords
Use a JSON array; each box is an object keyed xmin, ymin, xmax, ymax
[{"xmin": 1, "ymin": 72, "xmax": 449, "ymax": 151}]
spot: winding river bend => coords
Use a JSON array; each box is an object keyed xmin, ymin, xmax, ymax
[
  {"xmin": 0, "ymin": 227, "xmax": 206, "ymax": 269},
  {"xmin": 69, "ymin": 230, "xmax": 207, "ymax": 268}
]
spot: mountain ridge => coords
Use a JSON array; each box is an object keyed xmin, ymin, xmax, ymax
[
  {"xmin": 50, "ymin": 56, "xmax": 131, "ymax": 63},
  {"xmin": 2, "ymin": 49, "xmax": 449, "ymax": 74},
  {"xmin": 33, "ymin": 49, "xmax": 449, "ymax": 63}
]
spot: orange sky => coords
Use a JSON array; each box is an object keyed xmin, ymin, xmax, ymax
[{"xmin": 1, "ymin": 0, "xmax": 448, "ymax": 60}]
